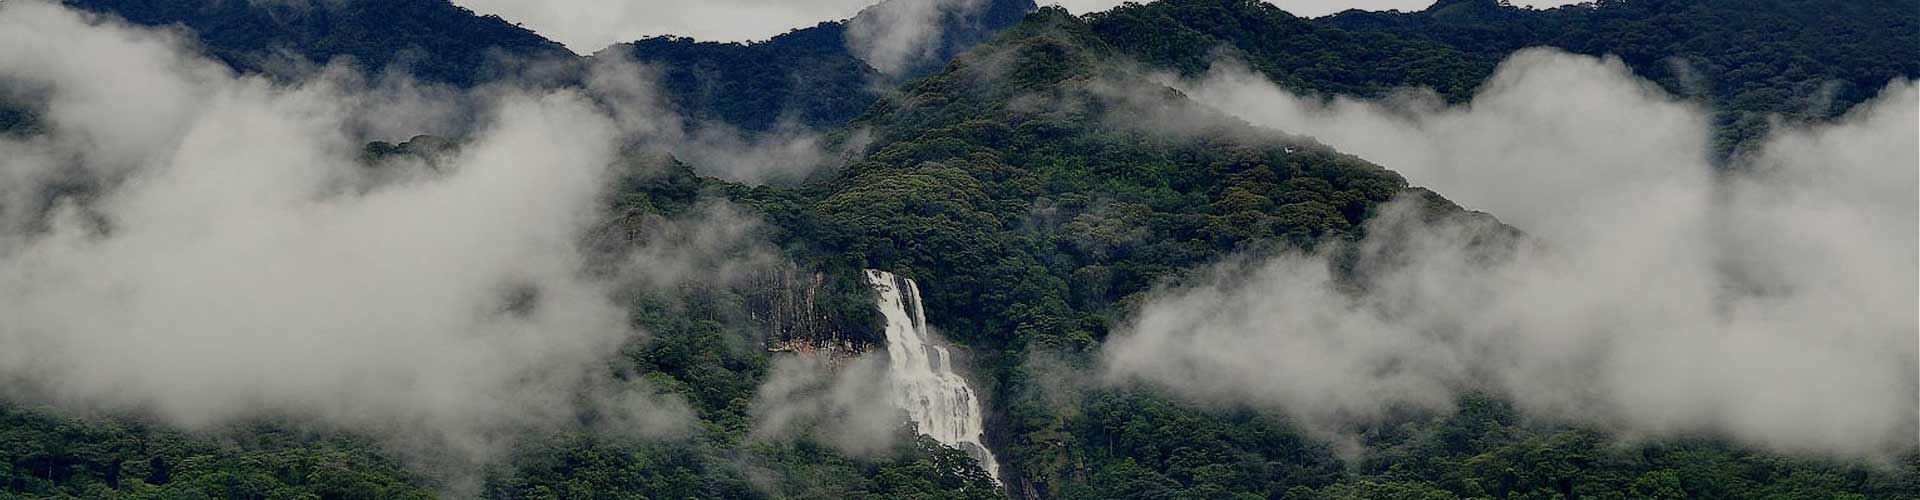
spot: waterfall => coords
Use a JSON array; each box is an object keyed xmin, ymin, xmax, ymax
[{"xmin": 865, "ymin": 269, "xmax": 1002, "ymax": 483}]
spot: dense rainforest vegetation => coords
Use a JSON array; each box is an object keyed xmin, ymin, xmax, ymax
[{"xmin": 7, "ymin": 0, "xmax": 1919, "ymax": 499}]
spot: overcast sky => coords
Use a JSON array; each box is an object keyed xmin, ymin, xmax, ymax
[{"xmin": 452, "ymin": 0, "xmax": 1587, "ymax": 53}]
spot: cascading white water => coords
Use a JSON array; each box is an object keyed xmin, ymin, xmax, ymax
[{"xmin": 866, "ymin": 269, "xmax": 1002, "ymax": 483}]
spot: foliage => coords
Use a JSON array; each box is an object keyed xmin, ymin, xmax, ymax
[{"xmin": 0, "ymin": 403, "xmax": 434, "ymax": 499}]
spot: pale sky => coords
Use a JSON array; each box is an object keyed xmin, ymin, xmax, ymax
[{"xmin": 452, "ymin": 0, "xmax": 1586, "ymax": 54}]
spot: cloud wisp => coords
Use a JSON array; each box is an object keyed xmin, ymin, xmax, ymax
[
  {"xmin": 582, "ymin": 49, "xmax": 835, "ymax": 184},
  {"xmin": 1103, "ymin": 49, "xmax": 1919, "ymax": 460},
  {"xmin": 845, "ymin": 0, "xmax": 986, "ymax": 76},
  {"xmin": 751, "ymin": 353, "xmax": 905, "ymax": 456}
]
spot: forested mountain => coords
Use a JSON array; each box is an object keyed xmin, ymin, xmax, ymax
[{"xmin": 3, "ymin": 0, "xmax": 1917, "ymax": 499}]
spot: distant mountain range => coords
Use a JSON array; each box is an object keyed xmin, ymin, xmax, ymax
[
  {"xmin": 62, "ymin": 0, "xmax": 1038, "ymax": 132},
  {"xmin": 62, "ymin": 0, "xmax": 574, "ymax": 86},
  {"xmin": 58, "ymin": 0, "xmax": 1914, "ymax": 148}
]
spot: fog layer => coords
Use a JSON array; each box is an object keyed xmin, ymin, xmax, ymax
[
  {"xmin": 1105, "ymin": 49, "xmax": 1919, "ymax": 459},
  {"xmin": 0, "ymin": 1, "xmax": 691, "ymax": 467}
]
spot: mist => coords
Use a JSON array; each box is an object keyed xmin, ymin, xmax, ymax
[
  {"xmin": 1103, "ymin": 48, "xmax": 1919, "ymax": 460},
  {"xmin": 750, "ymin": 354, "xmax": 905, "ymax": 456},
  {"xmin": 846, "ymin": 0, "xmax": 987, "ymax": 76},
  {"xmin": 0, "ymin": 0, "xmax": 705, "ymax": 478},
  {"xmin": 583, "ymin": 48, "xmax": 834, "ymax": 184}
]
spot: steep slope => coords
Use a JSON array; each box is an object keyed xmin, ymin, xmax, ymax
[
  {"xmin": 732, "ymin": 7, "xmax": 1919, "ymax": 499},
  {"xmin": 731, "ymin": 9, "xmax": 1451, "ymax": 495},
  {"xmin": 783, "ymin": 7, "xmax": 1418, "ymax": 350},
  {"xmin": 61, "ymin": 0, "xmax": 574, "ymax": 87}
]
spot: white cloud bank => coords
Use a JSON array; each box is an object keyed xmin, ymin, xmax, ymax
[
  {"xmin": 1104, "ymin": 49, "xmax": 1919, "ymax": 460},
  {"xmin": 0, "ymin": 0, "xmax": 694, "ymax": 474}
]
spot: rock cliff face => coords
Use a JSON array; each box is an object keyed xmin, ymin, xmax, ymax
[
  {"xmin": 744, "ymin": 267, "xmax": 883, "ymax": 366},
  {"xmin": 751, "ymin": 268, "xmax": 867, "ymax": 363}
]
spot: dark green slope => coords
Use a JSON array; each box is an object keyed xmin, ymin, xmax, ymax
[
  {"xmin": 771, "ymin": 6, "xmax": 1415, "ymax": 352},
  {"xmin": 61, "ymin": 0, "xmax": 574, "ymax": 87},
  {"xmin": 730, "ymin": 9, "xmax": 1431, "ymax": 496}
]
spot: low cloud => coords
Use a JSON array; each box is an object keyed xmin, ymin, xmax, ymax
[
  {"xmin": 846, "ymin": 0, "xmax": 986, "ymax": 76},
  {"xmin": 0, "ymin": 1, "xmax": 699, "ymax": 481},
  {"xmin": 1103, "ymin": 48, "xmax": 1918, "ymax": 459},
  {"xmin": 583, "ymin": 49, "xmax": 833, "ymax": 183},
  {"xmin": 612, "ymin": 200, "xmax": 787, "ymax": 290},
  {"xmin": 751, "ymin": 354, "xmax": 904, "ymax": 456}
]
